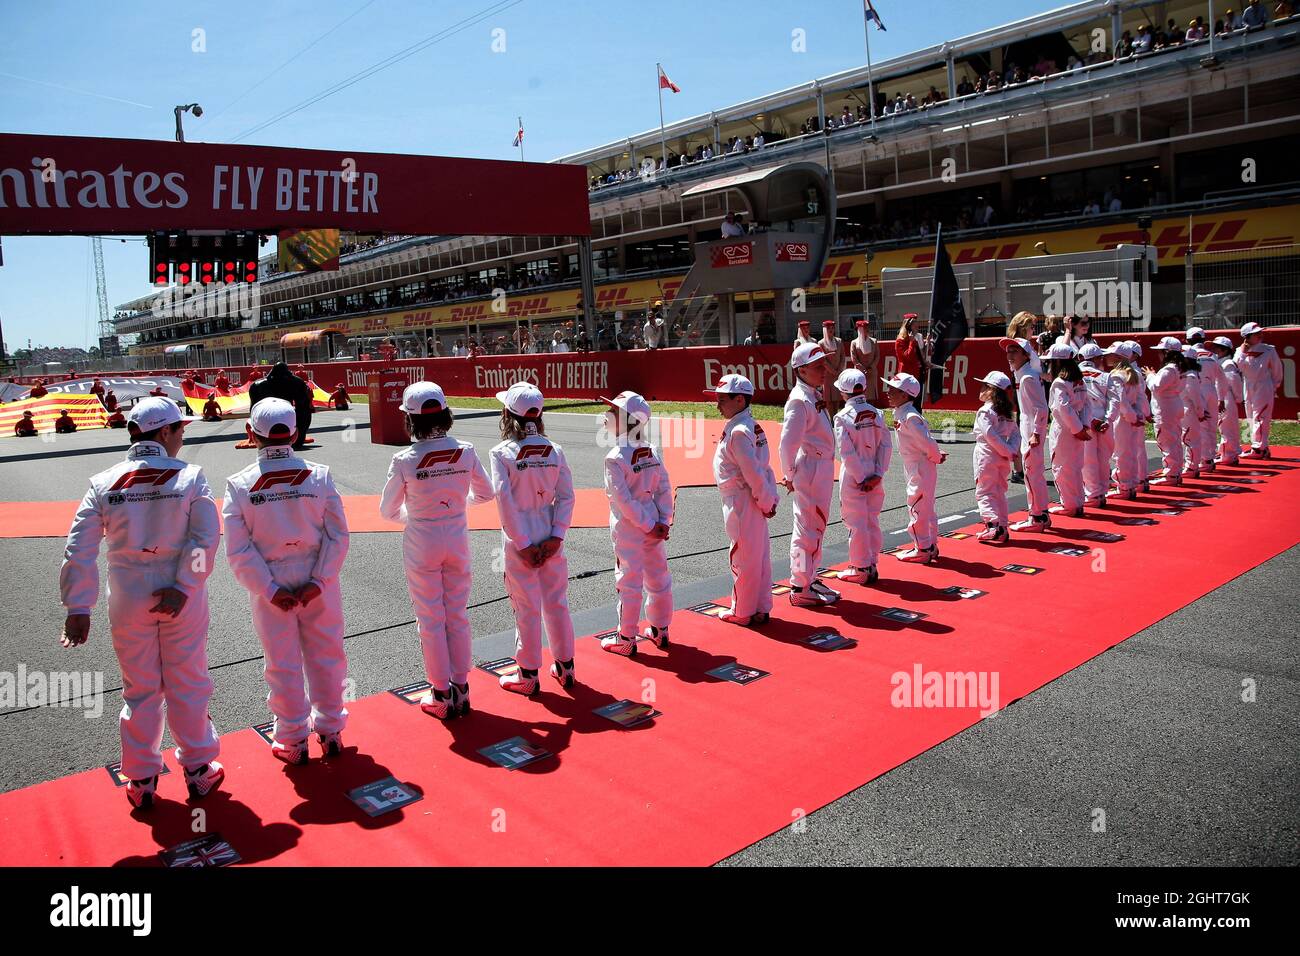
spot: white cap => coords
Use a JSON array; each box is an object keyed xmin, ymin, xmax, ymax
[
  {"xmin": 975, "ymin": 370, "xmax": 1013, "ymax": 390},
  {"xmin": 1181, "ymin": 345, "xmax": 1199, "ymax": 360},
  {"xmin": 401, "ymin": 381, "xmax": 447, "ymax": 414},
  {"xmin": 881, "ymin": 372, "xmax": 921, "ymax": 398},
  {"xmin": 1078, "ymin": 342, "xmax": 1104, "ymax": 361},
  {"xmin": 1111, "ymin": 342, "xmax": 1134, "ymax": 359},
  {"xmin": 1158, "ymin": 336, "xmax": 1183, "ymax": 351},
  {"xmin": 127, "ymin": 396, "xmax": 197, "ymax": 432},
  {"xmin": 791, "ymin": 341, "xmax": 829, "ymax": 369},
  {"xmin": 496, "ymin": 381, "xmax": 544, "ymax": 417},
  {"xmin": 998, "ymin": 336, "xmax": 1033, "ymax": 354},
  {"xmin": 1045, "ymin": 343, "xmax": 1076, "ymax": 361},
  {"xmin": 1240, "ymin": 321, "xmax": 1263, "ymax": 336},
  {"xmin": 1185, "ymin": 326, "xmax": 1205, "ymax": 340},
  {"xmin": 705, "ymin": 373, "xmax": 755, "ymax": 396},
  {"xmin": 834, "ymin": 368, "xmax": 868, "ymax": 394},
  {"xmin": 249, "ymin": 397, "xmax": 298, "ymax": 438},
  {"xmin": 1126, "ymin": 340, "xmax": 1143, "ymax": 357},
  {"xmin": 1212, "ymin": 336, "xmax": 1235, "ymax": 350},
  {"xmin": 601, "ymin": 389, "xmax": 651, "ymax": 425}
]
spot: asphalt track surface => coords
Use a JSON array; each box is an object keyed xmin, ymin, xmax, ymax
[{"xmin": 0, "ymin": 405, "xmax": 1295, "ymax": 866}]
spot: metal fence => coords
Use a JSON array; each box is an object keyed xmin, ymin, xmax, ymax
[{"xmin": 1186, "ymin": 243, "xmax": 1300, "ymax": 331}]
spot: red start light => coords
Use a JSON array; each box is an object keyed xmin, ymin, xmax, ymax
[
  {"xmin": 201, "ymin": 274, "xmax": 213, "ymax": 284},
  {"xmin": 155, "ymin": 277, "xmax": 168, "ymax": 285},
  {"xmin": 155, "ymin": 263, "xmax": 167, "ymax": 273},
  {"xmin": 178, "ymin": 262, "xmax": 191, "ymax": 273},
  {"xmin": 225, "ymin": 261, "xmax": 235, "ymax": 270},
  {"xmin": 202, "ymin": 262, "xmax": 213, "ymax": 272},
  {"xmin": 178, "ymin": 274, "xmax": 191, "ymax": 285},
  {"xmin": 224, "ymin": 273, "xmax": 235, "ymax": 283}
]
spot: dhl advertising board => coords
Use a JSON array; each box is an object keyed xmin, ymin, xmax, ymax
[{"xmin": 133, "ymin": 204, "xmax": 1297, "ymax": 357}]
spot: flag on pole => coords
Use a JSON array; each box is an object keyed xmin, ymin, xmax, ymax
[
  {"xmin": 512, "ymin": 124, "xmax": 524, "ymax": 147},
  {"xmin": 658, "ymin": 65, "xmax": 681, "ymax": 93},
  {"xmin": 863, "ymin": 0, "xmax": 886, "ymax": 31},
  {"xmin": 926, "ymin": 224, "xmax": 970, "ymax": 403}
]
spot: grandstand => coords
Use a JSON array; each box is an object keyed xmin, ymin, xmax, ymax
[{"xmin": 115, "ymin": 0, "xmax": 1300, "ymax": 368}]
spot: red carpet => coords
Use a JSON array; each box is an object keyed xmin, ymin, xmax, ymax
[{"xmin": 0, "ymin": 454, "xmax": 1296, "ymax": 866}]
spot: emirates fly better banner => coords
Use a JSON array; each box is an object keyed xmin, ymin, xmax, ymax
[{"xmin": 0, "ymin": 133, "xmax": 591, "ymax": 236}]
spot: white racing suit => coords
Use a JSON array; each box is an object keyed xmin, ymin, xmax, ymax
[
  {"xmin": 1048, "ymin": 377, "xmax": 1089, "ymax": 511},
  {"xmin": 1013, "ymin": 365, "xmax": 1050, "ymax": 518},
  {"xmin": 1197, "ymin": 353, "xmax": 1229, "ymax": 469},
  {"xmin": 489, "ymin": 430, "xmax": 576, "ymax": 671},
  {"xmin": 1181, "ymin": 369, "xmax": 1206, "ymax": 473},
  {"xmin": 1081, "ymin": 363, "xmax": 1118, "ymax": 502},
  {"xmin": 1218, "ymin": 354, "xmax": 1245, "ymax": 461},
  {"xmin": 380, "ymin": 436, "xmax": 493, "ymax": 691},
  {"xmin": 60, "ymin": 441, "xmax": 221, "ymax": 780},
  {"xmin": 1113, "ymin": 376, "xmax": 1146, "ymax": 493},
  {"xmin": 1146, "ymin": 364, "xmax": 1185, "ymax": 479},
  {"xmin": 894, "ymin": 404, "xmax": 944, "ymax": 550},
  {"xmin": 223, "ymin": 446, "xmax": 350, "ymax": 746},
  {"xmin": 972, "ymin": 403, "xmax": 1020, "ymax": 527},
  {"xmin": 833, "ymin": 396, "xmax": 891, "ymax": 569},
  {"xmin": 714, "ymin": 409, "xmax": 780, "ymax": 619},
  {"xmin": 779, "ymin": 379, "xmax": 836, "ymax": 587},
  {"xmin": 605, "ymin": 442, "xmax": 673, "ymax": 638},
  {"xmin": 1236, "ymin": 342, "xmax": 1284, "ymax": 452},
  {"xmin": 1131, "ymin": 358, "xmax": 1154, "ymax": 480}
]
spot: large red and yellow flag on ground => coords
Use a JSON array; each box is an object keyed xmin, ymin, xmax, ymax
[{"xmin": 0, "ymin": 394, "xmax": 108, "ymax": 436}]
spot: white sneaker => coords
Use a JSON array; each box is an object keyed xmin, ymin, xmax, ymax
[
  {"xmin": 500, "ymin": 668, "xmax": 540, "ymax": 696},
  {"xmin": 126, "ymin": 775, "xmax": 157, "ymax": 810},
  {"xmin": 318, "ymin": 731, "xmax": 343, "ymax": 758},
  {"xmin": 550, "ymin": 659, "xmax": 576, "ymax": 689},
  {"xmin": 600, "ymin": 634, "xmax": 638, "ymax": 656},
  {"xmin": 717, "ymin": 609, "xmax": 752, "ymax": 626},
  {"xmin": 271, "ymin": 739, "xmax": 309, "ymax": 766},
  {"xmin": 837, "ymin": 565, "xmax": 876, "ymax": 584},
  {"xmin": 789, "ymin": 587, "xmax": 820, "ymax": 607},
  {"xmin": 419, "ymin": 688, "xmax": 453, "ymax": 719},
  {"xmin": 450, "ymin": 681, "xmax": 471, "ymax": 717},
  {"xmin": 808, "ymin": 580, "xmax": 841, "ymax": 603},
  {"xmin": 184, "ymin": 761, "xmax": 225, "ymax": 800},
  {"xmin": 897, "ymin": 546, "xmax": 937, "ymax": 564},
  {"xmin": 642, "ymin": 625, "xmax": 669, "ymax": 650}
]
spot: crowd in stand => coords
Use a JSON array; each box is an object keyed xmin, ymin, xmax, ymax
[{"xmin": 589, "ymin": 3, "xmax": 1295, "ymax": 192}]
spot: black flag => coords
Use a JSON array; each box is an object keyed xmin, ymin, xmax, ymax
[{"xmin": 926, "ymin": 224, "xmax": 969, "ymax": 403}]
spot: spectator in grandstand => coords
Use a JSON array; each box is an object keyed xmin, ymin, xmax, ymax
[
  {"xmin": 1134, "ymin": 25, "xmax": 1154, "ymax": 53},
  {"xmin": 550, "ymin": 331, "xmax": 570, "ymax": 353},
  {"xmin": 753, "ymin": 132, "xmax": 765, "ymax": 149},
  {"xmin": 957, "ymin": 75, "xmax": 975, "ymax": 97},
  {"xmin": 1032, "ymin": 54, "xmax": 1057, "ymax": 78},
  {"xmin": 1116, "ymin": 30, "xmax": 1134, "ymax": 56},
  {"xmin": 13, "ymin": 411, "xmax": 37, "ymax": 437},
  {"xmin": 1221, "ymin": 8, "xmax": 1246, "ymax": 30},
  {"xmin": 1186, "ymin": 16, "xmax": 1206, "ymax": 39},
  {"xmin": 574, "ymin": 326, "xmax": 591, "ymax": 353},
  {"xmin": 452, "ymin": 338, "xmax": 466, "ymax": 357},
  {"xmin": 721, "ymin": 211, "xmax": 746, "ymax": 238},
  {"xmin": 1243, "ymin": 0, "xmax": 1268, "ymax": 26},
  {"xmin": 974, "ymin": 197, "xmax": 995, "ymax": 227},
  {"xmin": 1276, "ymin": 1, "xmax": 1295, "ymax": 17},
  {"xmin": 644, "ymin": 305, "xmax": 666, "ymax": 350},
  {"xmin": 1082, "ymin": 197, "xmax": 1101, "ymax": 216},
  {"xmin": 1167, "ymin": 18, "xmax": 1186, "ymax": 43}
]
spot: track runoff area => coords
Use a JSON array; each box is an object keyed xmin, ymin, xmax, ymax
[{"xmin": 0, "ymin": 388, "xmax": 1296, "ymax": 886}]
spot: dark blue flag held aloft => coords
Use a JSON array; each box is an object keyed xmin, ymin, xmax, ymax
[{"xmin": 926, "ymin": 224, "xmax": 970, "ymax": 403}]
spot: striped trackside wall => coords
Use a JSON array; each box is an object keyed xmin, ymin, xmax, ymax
[{"xmin": 0, "ymin": 395, "xmax": 109, "ymax": 435}]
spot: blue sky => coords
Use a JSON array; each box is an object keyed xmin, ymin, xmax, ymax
[{"xmin": 0, "ymin": 0, "xmax": 1052, "ymax": 352}]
